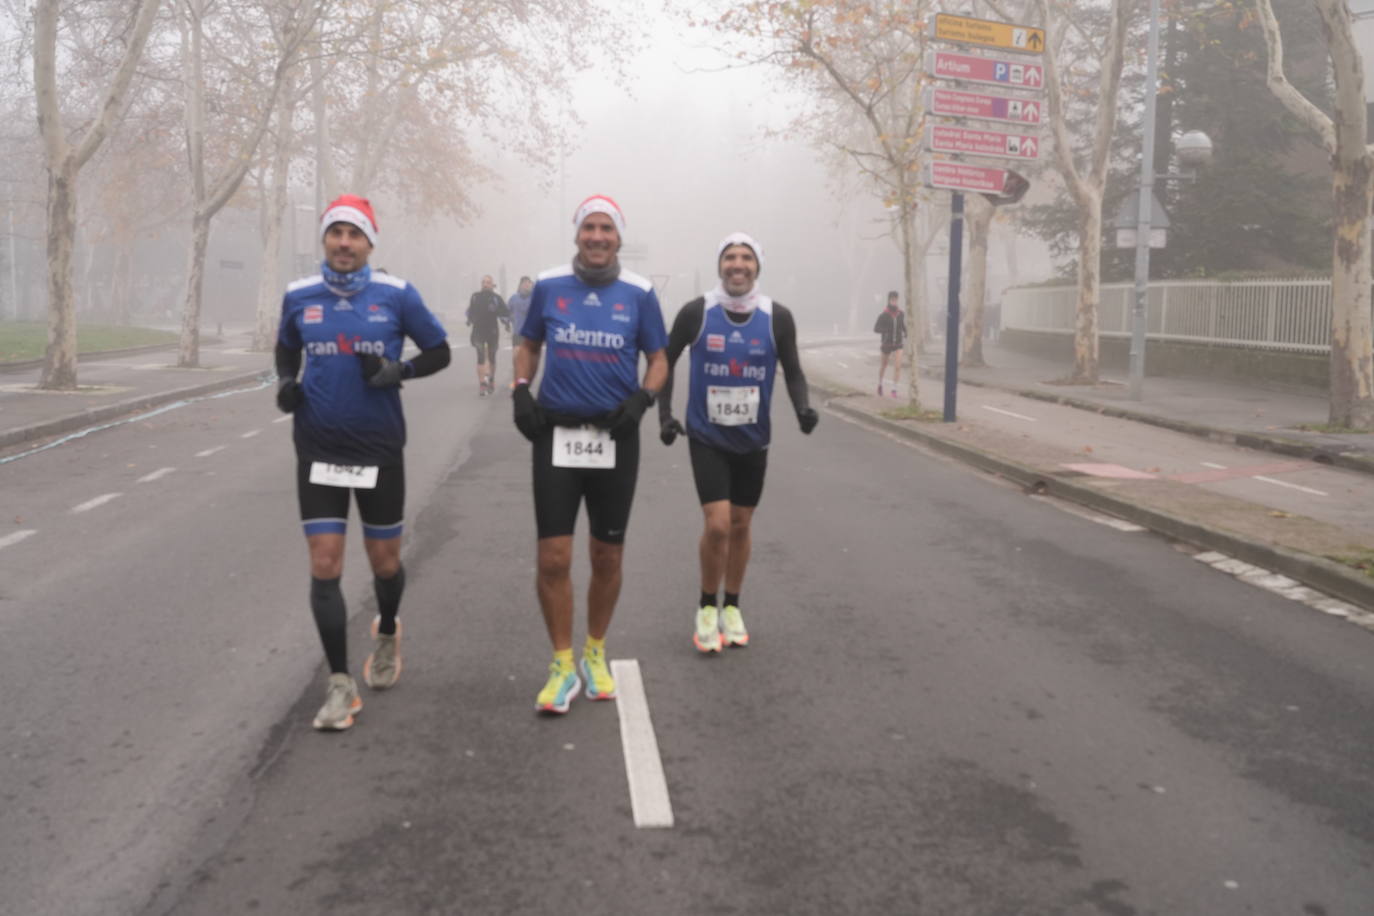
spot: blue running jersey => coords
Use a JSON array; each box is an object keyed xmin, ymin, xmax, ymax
[
  {"xmin": 521, "ymin": 265, "xmax": 668, "ymax": 417},
  {"xmin": 277, "ymin": 272, "xmax": 447, "ymax": 465},
  {"xmin": 686, "ymin": 299, "xmax": 778, "ymax": 453}
]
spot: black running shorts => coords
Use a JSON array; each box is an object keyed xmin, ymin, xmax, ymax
[
  {"xmin": 688, "ymin": 437, "xmax": 768, "ymax": 507},
  {"xmin": 296, "ymin": 457, "xmax": 406, "ymax": 540},
  {"xmin": 473, "ymin": 332, "xmax": 499, "ymax": 365},
  {"xmin": 532, "ymin": 425, "xmax": 640, "ymax": 543}
]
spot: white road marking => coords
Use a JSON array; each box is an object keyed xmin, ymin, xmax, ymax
[
  {"xmin": 1253, "ymin": 475, "xmax": 1327, "ymax": 497},
  {"xmin": 71, "ymin": 493, "xmax": 122, "ymax": 513},
  {"xmin": 0, "ymin": 530, "xmax": 37, "ymax": 550},
  {"xmin": 241, "ymin": 429, "xmax": 261, "ymax": 439},
  {"xmin": 836, "ymin": 361, "xmax": 849, "ymax": 369},
  {"xmin": 1201, "ymin": 462, "xmax": 1227, "ymax": 469},
  {"xmin": 1193, "ymin": 550, "xmax": 1371, "ymax": 628},
  {"xmin": 1029, "ymin": 495, "xmax": 1144, "ymax": 531},
  {"xmin": 196, "ymin": 446, "xmax": 225, "ymax": 458},
  {"xmin": 272, "ymin": 415, "xmax": 292, "ymax": 424},
  {"xmin": 981, "ymin": 404, "xmax": 1037, "ymax": 422},
  {"xmin": 137, "ymin": 467, "xmax": 176, "ymax": 483},
  {"xmin": 609, "ymin": 659, "xmax": 674, "ymax": 829}
]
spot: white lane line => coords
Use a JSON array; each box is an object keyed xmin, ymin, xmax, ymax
[
  {"xmin": 272, "ymin": 415, "xmax": 292, "ymax": 424},
  {"xmin": 196, "ymin": 446, "xmax": 225, "ymax": 458},
  {"xmin": 71, "ymin": 493, "xmax": 122, "ymax": 514},
  {"xmin": 241, "ymin": 429, "xmax": 261, "ymax": 439},
  {"xmin": 0, "ymin": 530, "xmax": 37, "ymax": 550},
  {"xmin": 836, "ymin": 361, "xmax": 850, "ymax": 369},
  {"xmin": 981, "ymin": 404, "xmax": 1037, "ymax": 422},
  {"xmin": 1253, "ymin": 475, "xmax": 1328, "ymax": 497},
  {"xmin": 1201, "ymin": 462, "xmax": 1228, "ymax": 469},
  {"xmin": 609, "ymin": 659, "xmax": 674, "ymax": 829},
  {"xmin": 137, "ymin": 467, "xmax": 176, "ymax": 483}
]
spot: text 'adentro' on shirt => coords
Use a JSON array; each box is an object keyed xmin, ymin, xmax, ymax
[
  {"xmin": 520, "ymin": 265, "xmax": 668, "ymax": 418},
  {"xmin": 686, "ymin": 297, "xmax": 778, "ymax": 453},
  {"xmin": 277, "ymin": 272, "xmax": 447, "ymax": 466}
]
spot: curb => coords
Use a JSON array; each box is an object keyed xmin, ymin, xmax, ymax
[
  {"xmin": 921, "ymin": 366, "xmax": 1374, "ymax": 478},
  {"xmin": 0, "ymin": 341, "xmax": 183, "ymax": 374},
  {"xmin": 0, "ymin": 369, "xmax": 271, "ymax": 451},
  {"xmin": 815, "ymin": 383, "xmax": 1374, "ymax": 612}
]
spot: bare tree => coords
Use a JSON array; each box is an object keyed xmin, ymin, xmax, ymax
[
  {"xmin": 1255, "ymin": 0, "xmax": 1374, "ymax": 429},
  {"xmin": 33, "ymin": 0, "xmax": 162, "ymax": 388}
]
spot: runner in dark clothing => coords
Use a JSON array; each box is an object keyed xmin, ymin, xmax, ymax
[
  {"xmin": 874, "ymin": 290, "xmax": 907, "ymax": 398},
  {"xmin": 467, "ymin": 274, "xmax": 509, "ymax": 396}
]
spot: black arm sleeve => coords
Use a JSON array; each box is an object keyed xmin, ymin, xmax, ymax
[
  {"xmin": 275, "ymin": 343, "xmax": 301, "ymax": 381},
  {"xmin": 772, "ymin": 304, "xmax": 810, "ymax": 413},
  {"xmin": 406, "ymin": 342, "xmax": 451, "ymax": 379},
  {"xmin": 657, "ymin": 298, "xmax": 705, "ymax": 424}
]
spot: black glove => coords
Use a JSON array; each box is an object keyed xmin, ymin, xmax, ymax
[
  {"xmin": 660, "ymin": 417, "xmax": 685, "ymax": 446},
  {"xmin": 512, "ymin": 383, "xmax": 546, "ymax": 442},
  {"xmin": 276, "ymin": 378, "xmax": 304, "ymax": 413},
  {"xmin": 603, "ymin": 388, "xmax": 654, "ymax": 440},
  {"xmin": 797, "ymin": 407, "xmax": 819, "ymax": 435},
  {"xmin": 359, "ymin": 353, "xmax": 406, "ymax": 388}
]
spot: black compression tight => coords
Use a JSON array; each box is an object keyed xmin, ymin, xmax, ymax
[
  {"xmin": 310, "ymin": 576, "xmax": 348, "ymax": 674},
  {"xmin": 374, "ymin": 566, "xmax": 405, "ymax": 636}
]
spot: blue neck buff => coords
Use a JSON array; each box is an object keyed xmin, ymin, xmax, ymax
[{"xmin": 321, "ymin": 261, "xmax": 371, "ymax": 297}]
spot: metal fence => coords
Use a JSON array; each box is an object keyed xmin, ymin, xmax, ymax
[{"xmin": 1002, "ymin": 279, "xmax": 1333, "ymax": 353}]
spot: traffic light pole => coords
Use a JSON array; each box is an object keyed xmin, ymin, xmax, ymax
[{"xmin": 943, "ymin": 191, "xmax": 965, "ymax": 422}]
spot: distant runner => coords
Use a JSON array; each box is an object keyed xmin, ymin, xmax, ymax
[
  {"xmin": 512, "ymin": 195, "xmax": 668, "ymax": 714},
  {"xmin": 507, "ymin": 276, "xmax": 534, "ymax": 353},
  {"xmin": 274, "ymin": 195, "xmax": 451, "ymax": 731},
  {"xmin": 657, "ymin": 231, "xmax": 818, "ymax": 652},
  {"xmin": 874, "ymin": 290, "xmax": 906, "ymax": 399},
  {"xmin": 467, "ymin": 275, "xmax": 509, "ymax": 396}
]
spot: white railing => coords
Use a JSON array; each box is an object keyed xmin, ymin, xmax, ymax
[{"xmin": 1002, "ymin": 279, "xmax": 1333, "ymax": 353}]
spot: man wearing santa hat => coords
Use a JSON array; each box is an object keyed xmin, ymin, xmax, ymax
[
  {"xmin": 656, "ymin": 232, "xmax": 818, "ymax": 653},
  {"xmin": 274, "ymin": 194, "xmax": 451, "ymax": 731},
  {"xmin": 511, "ymin": 194, "xmax": 668, "ymax": 714}
]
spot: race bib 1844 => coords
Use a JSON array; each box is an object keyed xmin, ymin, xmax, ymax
[{"xmin": 552, "ymin": 425, "xmax": 616, "ymax": 469}]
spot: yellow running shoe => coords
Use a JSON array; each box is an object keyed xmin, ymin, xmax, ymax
[
  {"xmin": 694, "ymin": 605, "xmax": 723, "ymax": 653},
  {"xmin": 535, "ymin": 660, "xmax": 581, "ymax": 714},
  {"xmin": 721, "ymin": 605, "xmax": 750, "ymax": 647},
  {"xmin": 580, "ymin": 645, "xmax": 617, "ymax": 700}
]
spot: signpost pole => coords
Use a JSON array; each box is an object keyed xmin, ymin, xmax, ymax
[
  {"xmin": 943, "ymin": 192, "xmax": 965, "ymax": 422},
  {"xmin": 1129, "ymin": 0, "xmax": 1162, "ymax": 401}
]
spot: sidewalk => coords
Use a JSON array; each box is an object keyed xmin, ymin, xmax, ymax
[
  {"xmin": 806, "ymin": 339, "xmax": 1374, "ymax": 614},
  {"xmin": 0, "ymin": 330, "xmax": 271, "ymax": 451}
]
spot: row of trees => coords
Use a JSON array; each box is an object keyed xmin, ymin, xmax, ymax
[
  {"xmin": 23, "ymin": 0, "xmax": 620, "ymax": 389},
  {"xmin": 704, "ymin": 0, "xmax": 1373, "ymax": 429}
]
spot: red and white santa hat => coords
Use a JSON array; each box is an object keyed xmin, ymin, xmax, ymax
[
  {"xmin": 572, "ymin": 194, "xmax": 625, "ymax": 234},
  {"xmin": 320, "ymin": 194, "xmax": 378, "ymax": 246}
]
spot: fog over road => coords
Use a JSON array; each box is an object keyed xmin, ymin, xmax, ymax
[{"xmin": 4, "ymin": 350, "xmax": 1374, "ymax": 915}]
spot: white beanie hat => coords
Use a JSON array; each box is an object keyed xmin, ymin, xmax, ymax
[{"xmin": 717, "ymin": 231, "xmax": 763, "ymax": 276}]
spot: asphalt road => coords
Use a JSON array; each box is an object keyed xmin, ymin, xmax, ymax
[{"xmin": 5, "ymin": 362, "xmax": 1374, "ymax": 915}]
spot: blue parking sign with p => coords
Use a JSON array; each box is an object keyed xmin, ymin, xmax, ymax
[{"xmin": 995, "ymin": 62, "xmax": 1008, "ymax": 82}]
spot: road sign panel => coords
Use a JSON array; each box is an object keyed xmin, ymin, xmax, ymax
[
  {"xmin": 928, "ymin": 125, "xmax": 1040, "ymax": 160},
  {"xmin": 928, "ymin": 50, "xmax": 1044, "ymax": 92},
  {"xmin": 927, "ymin": 87, "xmax": 1042, "ymax": 125},
  {"xmin": 930, "ymin": 13, "xmax": 1045, "ymax": 55},
  {"xmin": 926, "ymin": 162, "xmax": 1009, "ymax": 194}
]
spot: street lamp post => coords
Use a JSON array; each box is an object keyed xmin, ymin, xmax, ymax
[{"xmin": 1129, "ymin": 0, "xmax": 1164, "ymax": 401}]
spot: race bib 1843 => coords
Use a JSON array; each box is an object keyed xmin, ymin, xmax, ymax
[
  {"xmin": 309, "ymin": 461, "xmax": 379, "ymax": 489},
  {"xmin": 552, "ymin": 425, "xmax": 616, "ymax": 469},
  {"xmin": 707, "ymin": 385, "xmax": 760, "ymax": 426}
]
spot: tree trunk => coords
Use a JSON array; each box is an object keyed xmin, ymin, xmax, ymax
[
  {"xmin": 40, "ymin": 163, "xmax": 78, "ymax": 389},
  {"xmin": 961, "ymin": 197, "xmax": 994, "ymax": 368},
  {"xmin": 111, "ymin": 240, "xmax": 133, "ymax": 325},
  {"xmin": 177, "ymin": 213, "xmax": 209, "ymax": 368},
  {"xmin": 254, "ymin": 93, "xmax": 293, "ymax": 351},
  {"xmin": 1329, "ymin": 155, "xmax": 1374, "ymax": 427},
  {"xmin": 898, "ymin": 197, "xmax": 921, "ymax": 407},
  {"xmin": 1072, "ymin": 192, "xmax": 1103, "ymax": 382}
]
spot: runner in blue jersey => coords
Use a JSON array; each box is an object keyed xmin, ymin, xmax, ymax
[
  {"xmin": 275, "ymin": 194, "xmax": 451, "ymax": 731},
  {"xmin": 657, "ymin": 232, "xmax": 818, "ymax": 653},
  {"xmin": 511, "ymin": 194, "xmax": 668, "ymax": 714}
]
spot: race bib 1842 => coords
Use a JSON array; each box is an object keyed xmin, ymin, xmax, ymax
[
  {"xmin": 707, "ymin": 385, "xmax": 760, "ymax": 426},
  {"xmin": 552, "ymin": 425, "xmax": 616, "ymax": 469},
  {"xmin": 309, "ymin": 461, "xmax": 379, "ymax": 489}
]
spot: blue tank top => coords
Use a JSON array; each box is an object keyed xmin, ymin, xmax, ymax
[{"xmin": 686, "ymin": 299, "xmax": 777, "ymax": 454}]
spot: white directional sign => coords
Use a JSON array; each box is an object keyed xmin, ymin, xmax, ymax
[
  {"xmin": 925, "ymin": 162, "xmax": 1010, "ymax": 195},
  {"xmin": 926, "ymin": 87, "xmax": 1041, "ymax": 126},
  {"xmin": 927, "ymin": 50, "xmax": 1044, "ymax": 92},
  {"xmin": 928, "ymin": 125, "xmax": 1040, "ymax": 161}
]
